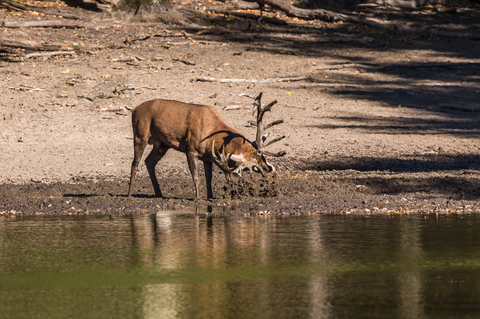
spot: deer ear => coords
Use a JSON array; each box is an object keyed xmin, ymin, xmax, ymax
[{"xmin": 251, "ymin": 133, "xmax": 270, "ymax": 149}]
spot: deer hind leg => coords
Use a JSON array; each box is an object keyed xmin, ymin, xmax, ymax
[
  {"xmin": 128, "ymin": 136, "xmax": 148, "ymax": 197},
  {"xmin": 145, "ymin": 142, "xmax": 169, "ymax": 198}
]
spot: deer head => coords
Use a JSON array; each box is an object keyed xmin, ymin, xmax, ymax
[
  {"xmin": 211, "ymin": 140, "xmax": 276, "ymax": 177},
  {"xmin": 213, "ymin": 92, "xmax": 285, "ymax": 177}
]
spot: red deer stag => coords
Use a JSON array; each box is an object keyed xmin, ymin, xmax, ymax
[{"xmin": 127, "ymin": 92, "xmax": 285, "ymax": 199}]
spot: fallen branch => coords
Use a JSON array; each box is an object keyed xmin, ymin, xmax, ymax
[
  {"xmin": 39, "ymin": 11, "xmax": 81, "ymax": 20},
  {"xmin": 313, "ymin": 62, "xmax": 480, "ymax": 71},
  {"xmin": 163, "ymin": 41, "xmax": 191, "ymax": 46},
  {"xmin": 0, "ymin": 38, "xmax": 77, "ymax": 61},
  {"xmin": 0, "ymin": 0, "xmax": 81, "ymax": 19},
  {"xmin": 9, "ymin": 84, "xmax": 44, "ymax": 91},
  {"xmin": 1, "ymin": 20, "xmax": 107, "ymax": 29},
  {"xmin": 124, "ymin": 33, "xmax": 167, "ymax": 45},
  {"xmin": 206, "ymin": 7, "xmax": 287, "ymax": 25},
  {"xmin": 239, "ymin": 93, "xmax": 257, "ymax": 99},
  {"xmin": 113, "ymin": 85, "xmax": 158, "ymax": 95},
  {"xmin": 126, "ymin": 62, "xmax": 158, "ymax": 69},
  {"xmin": 0, "ymin": 0, "xmax": 26, "ymax": 11},
  {"xmin": 313, "ymin": 63, "xmax": 374, "ymax": 70},
  {"xmin": 224, "ymin": 105, "xmax": 250, "ymax": 111},
  {"xmin": 196, "ymin": 75, "xmax": 308, "ymax": 83},
  {"xmin": 110, "ymin": 57, "xmax": 136, "ymax": 63},
  {"xmin": 77, "ymin": 95, "xmax": 95, "ymax": 102},
  {"xmin": 0, "ymin": 38, "xmax": 74, "ymax": 51},
  {"xmin": 284, "ymin": 105, "xmax": 306, "ymax": 110},
  {"xmin": 137, "ymin": 86, "xmax": 158, "ymax": 90},
  {"xmin": 99, "ymin": 107, "xmax": 126, "ymax": 112},
  {"xmin": 24, "ymin": 51, "xmax": 75, "ymax": 60},
  {"xmin": 124, "ymin": 30, "xmax": 196, "ymax": 45},
  {"xmin": 172, "ymin": 58, "xmax": 195, "ymax": 65},
  {"xmin": 0, "ymin": 47, "xmax": 23, "ymax": 60}
]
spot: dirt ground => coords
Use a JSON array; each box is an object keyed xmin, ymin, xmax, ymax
[{"xmin": 1, "ymin": 2, "xmax": 480, "ymax": 215}]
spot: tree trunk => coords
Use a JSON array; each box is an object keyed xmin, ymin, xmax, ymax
[
  {"xmin": 115, "ymin": 0, "xmax": 184, "ymax": 24},
  {"xmin": 241, "ymin": 0, "xmax": 348, "ymax": 22}
]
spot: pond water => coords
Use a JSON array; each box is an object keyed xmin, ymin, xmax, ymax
[{"xmin": 2, "ymin": 209, "xmax": 480, "ymax": 319}]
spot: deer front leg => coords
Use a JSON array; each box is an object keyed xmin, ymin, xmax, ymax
[
  {"xmin": 204, "ymin": 160, "xmax": 213, "ymax": 199},
  {"xmin": 187, "ymin": 152, "xmax": 201, "ymax": 199}
]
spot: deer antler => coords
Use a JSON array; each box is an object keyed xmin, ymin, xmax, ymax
[{"xmin": 211, "ymin": 140, "xmax": 233, "ymax": 174}]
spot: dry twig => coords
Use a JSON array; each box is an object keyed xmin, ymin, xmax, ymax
[
  {"xmin": 245, "ymin": 92, "xmax": 286, "ymax": 157},
  {"xmin": 172, "ymin": 58, "xmax": 196, "ymax": 65},
  {"xmin": 9, "ymin": 84, "xmax": 44, "ymax": 91},
  {"xmin": 196, "ymin": 76, "xmax": 308, "ymax": 83}
]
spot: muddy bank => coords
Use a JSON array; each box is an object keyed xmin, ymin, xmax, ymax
[{"xmin": 2, "ymin": 163, "xmax": 480, "ymax": 216}]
